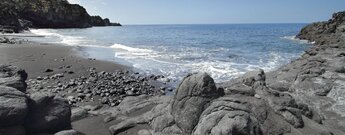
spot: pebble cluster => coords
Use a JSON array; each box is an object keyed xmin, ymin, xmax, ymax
[
  {"xmin": 28, "ymin": 68, "xmax": 172, "ymax": 107},
  {"xmin": 0, "ymin": 36, "xmax": 31, "ymax": 44}
]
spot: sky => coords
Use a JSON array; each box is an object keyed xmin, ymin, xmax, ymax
[{"xmin": 68, "ymin": 0, "xmax": 345, "ymax": 25}]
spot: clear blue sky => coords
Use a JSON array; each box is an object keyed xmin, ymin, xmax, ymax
[{"xmin": 68, "ymin": 0, "xmax": 345, "ymax": 25}]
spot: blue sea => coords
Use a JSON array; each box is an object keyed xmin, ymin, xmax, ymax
[{"xmin": 27, "ymin": 24, "xmax": 310, "ymax": 83}]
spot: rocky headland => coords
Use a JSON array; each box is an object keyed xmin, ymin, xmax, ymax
[
  {"xmin": 0, "ymin": 0, "xmax": 121, "ymax": 33},
  {"xmin": 87, "ymin": 11, "xmax": 345, "ymax": 135},
  {"xmin": 1, "ymin": 8, "xmax": 345, "ymax": 135}
]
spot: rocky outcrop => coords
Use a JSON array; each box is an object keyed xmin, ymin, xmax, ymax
[
  {"xmin": 0, "ymin": 65, "xmax": 28, "ymax": 92},
  {"xmin": 0, "ymin": 126, "xmax": 26, "ymax": 135},
  {"xmin": 0, "ymin": 86, "xmax": 28, "ymax": 127},
  {"xmin": 297, "ymin": 11, "xmax": 345, "ymax": 45},
  {"xmin": 171, "ymin": 73, "xmax": 224, "ymax": 134},
  {"xmin": 25, "ymin": 93, "xmax": 71, "ymax": 134},
  {"xmin": 263, "ymin": 10, "xmax": 345, "ymax": 133},
  {"xmin": 105, "ymin": 72, "xmax": 343, "ymax": 135},
  {"xmin": 0, "ymin": 65, "xmax": 73, "ymax": 135},
  {"xmin": 0, "ymin": 0, "xmax": 121, "ymax": 33},
  {"xmin": 90, "ymin": 16, "xmax": 121, "ymax": 26}
]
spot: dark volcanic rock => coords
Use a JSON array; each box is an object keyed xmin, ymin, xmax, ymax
[
  {"xmin": 107, "ymin": 70, "xmax": 344, "ymax": 135},
  {"xmin": 171, "ymin": 73, "xmax": 224, "ymax": 134},
  {"xmin": 0, "ymin": 0, "xmax": 121, "ymax": 33},
  {"xmin": 0, "ymin": 126, "xmax": 26, "ymax": 135},
  {"xmin": 90, "ymin": 16, "xmax": 121, "ymax": 26},
  {"xmin": 297, "ymin": 11, "xmax": 345, "ymax": 45},
  {"xmin": 0, "ymin": 86, "xmax": 28, "ymax": 127},
  {"xmin": 25, "ymin": 93, "xmax": 71, "ymax": 134},
  {"xmin": 267, "ymin": 10, "xmax": 345, "ymax": 133},
  {"xmin": 55, "ymin": 129, "xmax": 84, "ymax": 135},
  {"xmin": 0, "ymin": 65, "xmax": 28, "ymax": 92},
  {"xmin": 21, "ymin": 0, "xmax": 91, "ymax": 28},
  {"xmin": 193, "ymin": 94, "xmax": 265, "ymax": 135}
]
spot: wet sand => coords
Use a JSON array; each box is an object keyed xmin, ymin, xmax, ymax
[
  {"xmin": 0, "ymin": 43, "xmax": 130, "ymax": 80},
  {"xmin": 0, "ymin": 43, "xmax": 134, "ymax": 135}
]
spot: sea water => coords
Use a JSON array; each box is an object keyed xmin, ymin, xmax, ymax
[{"xmin": 28, "ymin": 24, "xmax": 310, "ymax": 83}]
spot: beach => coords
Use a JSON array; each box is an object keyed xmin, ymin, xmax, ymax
[
  {"xmin": 0, "ymin": 43, "xmax": 129, "ymax": 79},
  {"xmin": 1, "ymin": 0, "xmax": 345, "ymax": 134},
  {"xmin": 0, "ymin": 41, "xmax": 168, "ymax": 135}
]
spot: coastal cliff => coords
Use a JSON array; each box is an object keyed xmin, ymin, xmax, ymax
[
  {"xmin": 1, "ymin": 10, "xmax": 345, "ymax": 135},
  {"xmin": 0, "ymin": 0, "xmax": 121, "ymax": 33},
  {"xmin": 297, "ymin": 11, "xmax": 345, "ymax": 45}
]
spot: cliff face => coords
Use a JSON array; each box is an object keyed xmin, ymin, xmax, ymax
[
  {"xmin": 0, "ymin": 0, "xmax": 121, "ymax": 33},
  {"xmin": 297, "ymin": 11, "xmax": 345, "ymax": 45},
  {"xmin": 19, "ymin": 0, "xmax": 92, "ymax": 28}
]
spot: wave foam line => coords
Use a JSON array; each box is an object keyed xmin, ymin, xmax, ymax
[
  {"xmin": 110, "ymin": 43, "xmax": 153, "ymax": 53},
  {"xmin": 30, "ymin": 29, "xmax": 87, "ymax": 45},
  {"xmin": 281, "ymin": 35, "xmax": 315, "ymax": 44}
]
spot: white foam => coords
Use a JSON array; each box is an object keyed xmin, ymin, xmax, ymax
[
  {"xmin": 110, "ymin": 43, "xmax": 159, "ymax": 60},
  {"xmin": 110, "ymin": 43, "xmax": 153, "ymax": 53},
  {"xmin": 28, "ymin": 28, "xmax": 301, "ymax": 83},
  {"xmin": 60, "ymin": 36, "xmax": 86, "ymax": 45},
  {"xmin": 282, "ymin": 36, "xmax": 314, "ymax": 44},
  {"xmin": 263, "ymin": 52, "xmax": 281, "ymax": 71},
  {"xmin": 188, "ymin": 61, "xmax": 245, "ymax": 82},
  {"xmin": 30, "ymin": 29, "xmax": 60, "ymax": 37},
  {"xmin": 30, "ymin": 29, "xmax": 88, "ymax": 45}
]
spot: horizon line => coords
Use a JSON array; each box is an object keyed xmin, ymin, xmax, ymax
[{"xmin": 120, "ymin": 22, "xmax": 311, "ymax": 26}]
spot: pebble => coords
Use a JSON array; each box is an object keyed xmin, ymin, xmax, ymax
[
  {"xmin": 77, "ymin": 93, "xmax": 86, "ymax": 99},
  {"xmin": 254, "ymin": 94, "xmax": 261, "ymax": 99},
  {"xmin": 28, "ymin": 69, "xmax": 167, "ymax": 106},
  {"xmin": 85, "ymin": 93, "xmax": 92, "ymax": 98},
  {"xmin": 67, "ymin": 71, "xmax": 74, "ymax": 74},
  {"xmin": 45, "ymin": 68, "xmax": 54, "ymax": 72},
  {"xmin": 101, "ymin": 97, "xmax": 109, "ymax": 104},
  {"xmin": 167, "ymin": 87, "xmax": 173, "ymax": 92},
  {"xmin": 36, "ymin": 76, "xmax": 43, "ymax": 80}
]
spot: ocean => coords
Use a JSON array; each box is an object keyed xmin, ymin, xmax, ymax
[{"xmin": 26, "ymin": 24, "xmax": 310, "ymax": 83}]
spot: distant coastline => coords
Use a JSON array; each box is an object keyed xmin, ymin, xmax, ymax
[{"xmin": 0, "ymin": 0, "xmax": 121, "ymax": 33}]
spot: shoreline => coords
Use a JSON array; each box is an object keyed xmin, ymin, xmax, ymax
[
  {"xmin": 0, "ymin": 42, "xmax": 131, "ymax": 79},
  {"xmin": 0, "ymin": 42, "xmax": 169, "ymax": 135},
  {"xmin": 1, "ymin": 12, "xmax": 344, "ymax": 134}
]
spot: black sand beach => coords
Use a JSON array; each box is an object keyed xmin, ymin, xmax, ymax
[{"xmin": 1, "ymin": 0, "xmax": 345, "ymax": 135}]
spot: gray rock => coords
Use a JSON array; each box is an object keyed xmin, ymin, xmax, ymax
[
  {"xmin": 71, "ymin": 107, "xmax": 89, "ymax": 122},
  {"xmin": 55, "ymin": 129, "xmax": 84, "ymax": 135},
  {"xmin": 335, "ymin": 66, "xmax": 345, "ymax": 73},
  {"xmin": 242, "ymin": 69, "xmax": 266, "ymax": 87},
  {"xmin": 103, "ymin": 116, "xmax": 114, "ymax": 123},
  {"xmin": 109, "ymin": 121, "xmax": 136, "ymax": 135},
  {"xmin": 193, "ymin": 95, "xmax": 265, "ymax": 135},
  {"xmin": 171, "ymin": 73, "xmax": 224, "ymax": 134},
  {"xmin": 45, "ymin": 68, "xmax": 54, "ymax": 72},
  {"xmin": 0, "ymin": 125, "xmax": 26, "ymax": 135},
  {"xmin": 268, "ymin": 81, "xmax": 291, "ymax": 92},
  {"xmin": 101, "ymin": 97, "xmax": 109, "ymax": 104},
  {"xmin": 25, "ymin": 93, "xmax": 71, "ymax": 134},
  {"xmin": 0, "ymin": 65, "xmax": 28, "ymax": 92},
  {"xmin": 137, "ymin": 129, "xmax": 152, "ymax": 135},
  {"xmin": 0, "ymin": 86, "xmax": 28, "ymax": 127}
]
